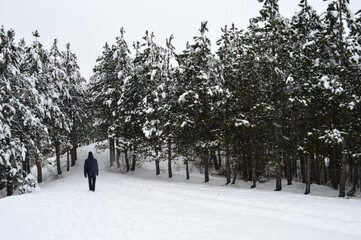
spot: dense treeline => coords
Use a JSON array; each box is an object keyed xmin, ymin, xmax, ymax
[
  {"xmin": 1, "ymin": 0, "xmax": 360, "ymax": 198},
  {"xmin": 90, "ymin": 0, "xmax": 361, "ymax": 196},
  {"xmin": 0, "ymin": 28, "xmax": 88, "ymax": 196}
]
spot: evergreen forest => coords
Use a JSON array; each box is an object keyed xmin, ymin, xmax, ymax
[{"xmin": 1, "ymin": 0, "xmax": 361, "ymax": 197}]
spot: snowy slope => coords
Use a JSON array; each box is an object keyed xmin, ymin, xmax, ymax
[{"xmin": 1, "ymin": 144, "xmax": 361, "ymax": 240}]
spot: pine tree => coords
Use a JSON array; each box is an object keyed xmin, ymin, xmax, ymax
[
  {"xmin": 289, "ymin": 0, "xmax": 325, "ymax": 194},
  {"xmin": 346, "ymin": 8, "xmax": 361, "ymax": 196},
  {"xmin": 133, "ymin": 31, "xmax": 166, "ymax": 175},
  {"xmin": 47, "ymin": 38, "xmax": 71, "ymax": 175},
  {"xmin": 1, "ymin": 26, "xmax": 86, "ymax": 194},
  {"xmin": 177, "ymin": 22, "xmax": 222, "ymax": 182},
  {"xmin": 247, "ymin": 0, "xmax": 293, "ymax": 191},
  {"xmin": 319, "ymin": 0, "xmax": 359, "ymax": 197},
  {"xmin": 111, "ymin": 28, "xmax": 134, "ymax": 170},
  {"xmin": 0, "ymin": 27, "xmax": 27, "ymax": 196},
  {"xmin": 217, "ymin": 24, "xmax": 260, "ymax": 185},
  {"xmin": 91, "ymin": 41, "xmax": 120, "ymax": 167},
  {"xmin": 62, "ymin": 43, "xmax": 86, "ymax": 169},
  {"xmin": 163, "ymin": 35, "xmax": 178, "ymax": 178}
]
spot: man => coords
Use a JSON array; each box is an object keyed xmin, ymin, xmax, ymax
[{"xmin": 84, "ymin": 152, "xmax": 99, "ymax": 191}]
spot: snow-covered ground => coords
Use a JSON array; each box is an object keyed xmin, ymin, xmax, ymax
[{"xmin": 1, "ymin": 143, "xmax": 361, "ymax": 240}]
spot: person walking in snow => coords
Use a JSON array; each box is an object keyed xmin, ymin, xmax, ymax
[{"xmin": 84, "ymin": 152, "xmax": 99, "ymax": 191}]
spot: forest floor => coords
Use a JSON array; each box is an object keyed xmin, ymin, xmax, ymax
[{"xmin": 1, "ymin": 143, "xmax": 361, "ymax": 240}]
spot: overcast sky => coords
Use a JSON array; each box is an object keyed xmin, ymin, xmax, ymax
[{"xmin": 1, "ymin": 0, "xmax": 360, "ymax": 80}]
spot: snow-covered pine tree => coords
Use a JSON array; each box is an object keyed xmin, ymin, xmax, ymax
[
  {"xmin": 320, "ymin": 0, "xmax": 359, "ymax": 197},
  {"xmin": 248, "ymin": 0, "xmax": 293, "ymax": 191},
  {"xmin": 216, "ymin": 24, "xmax": 246, "ymax": 185},
  {"xmin": 47, "ymin": 39, "xmax": 72, "ymax": 176},
  {"xmin": 111, "ymin": 28, "xmax": 133, "ymax": 169},
  {"xmin": 345, "ymin": 8, "xmax": 361, "ymax": 196},
  {"xmin": 1, "ymin": 27, "xmax": 86, "ymax": 193},
  {"xmin": 91, "ymin": 28, "xmax": 136, "ymax": 169},
  {"xmin": 289, "ymin": 0, "xmax": 326, "ymax": 194},
  {"xmin": 177, "ymin": 22, "xmax": 222, "ymax": 182},
  {"xmin": 61, "ymin": 43, "xmax": 86, "ymax": 169},
  {"xmin": 226, "ymin": 23, "xmax": 272, "ymax": 187},
  {"xmin": 20, "ymin": 32, "xmax": 64, "ymax": 181},
  {"xmin": 0, "ymin": 26, "xmax": 27, "ymax": 196},
  {"xmin": 13, "ymin": 37, "xmax": 48, "ymax": 188},
  {"xmin": 129, "ymin": 31, "xmax": 166, "ymax": 175},
  {"xmin": 91, "ymin": 42, "xmax": 119, "ymax": 167},
  {"xmin": 163, "ymin": 35, "xmax": 178, "ymax": 178},
  {"xmin": 113, "ymin": 38, "xmax": 151, "ymax": 171}
]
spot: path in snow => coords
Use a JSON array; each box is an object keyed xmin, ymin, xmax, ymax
[{"xmin": 1, "ymin": 144, "xmax": 361, "ymax": 240}]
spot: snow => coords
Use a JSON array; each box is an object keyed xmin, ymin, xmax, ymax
[
  {"xmin": 178, "ymin": 90, "xmax": 192, "ymax": 102},
  {"xmin": 117, "ymin": 71, "xmax": 123, "ymax": 79},
  {"xmin": 320, "ymin": 75, "xmax": 331, "ymax": 89},
  {"xmin": 235, "ymin": 119, "xmax": 250, "ymax": 127},
  {"xmin": 1, "ymin": 143, "xmax": 361, "ymax": 240},
  {"xmin": 319, "ymin": 129, "xmax": 344, "ymax": 144},
  {"xmin": 319, "ymin": 75, "xmax": 344, "ymax": 94},
  {"xmin": 151, "ymin": 69, "xmax": 157, "ymax": 80},
  {"xmin": 123, "ymin": 76, "xmax": 131, "ymax": 86},
  {"xmin": 348, "ymin": 101, "xmax": 355, "ymax": 110},
  {"xmin": 302, "ymin": 40, "xmax": 315, "ymax": 49},
  {"xmin": 142, "ymin": 126, "xmax": 155, "ymax": 138},
  {"xmin": 144, "ymin": 107, "xmax": 154, "ymax": 114}
]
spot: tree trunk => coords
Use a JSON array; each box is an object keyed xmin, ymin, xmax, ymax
[
  {"xmin": 6, "ymin": 175, "xmax": 13, "ymax": 196},
  {"xmin": 66, "ymin": 148, "xmax": 70, "ymax": 172},
  {"xmin": 24, "ymin": 152, "xmax": 31, "ymax": 174},
  {"xmin": 275, "ymin": 149, "xmax": 282, "ymax": 191},
  {"xmin": 109, "ymin": 138, "xmax": 115, "ymax": 167},
  {"xmin": 359, "ymin": 167, "xmax": 361, "ymax": 193},
  {"xmin": 36, "ymin": 160, "xmax": 42, "ymax": 183},
  {"xmin": 155, "ymin": 146, "xmax": 160, "ymax": 176},
  {"xmin": 338, "ymin": 142, "xmax": 347, "ymax": 197},
  {"xmin": 116, "ymin": 139, "xmax": 121, "ymax": 168},
  {"xmin": 131, "ymin": 145, "xmax": 136, "ymax": 171},
  {"xmin": 232, "ymin": 164, "xmax": 237, "ymax": 184},
  {"xmin": 70, "ymin": 137, "xmax": 77, "ymax": 167},
  {"xmin": 55, "ymin": 140, "xmax": 62, "ymax": 175},
  {"xmin": 203, "ymin": 148, "xmax": 209, "ymax": 183},
  {"xmin": 286, "ymin": 158, "xmax": 292, "ymax": 185},
  {"xmin": 225, "ymin": 142, "xmax": 231, "ymax": 184},
  {"xmin": 312, "ymin": 157, "xmax": 321, "ymax": 185},
  {"xmin": 275, "ymin": 162, "xmax": 282, "ymax": 191},
  {"xmin": 293, "ymin": 157, "xmax": 298, "ymax": 179},
  {"xmin": 305, "ymin": 154, "xmax": 312, "ymax": 195},
  {"xmin": 124, "ymin": 149, "xmax": 130, "ymax": 172},
  {"xmin": 185, "ymin": 158, "xmax": 190, "ymax": 180},
  {"xmin": 251, "ymin": 156, "xmax": 257, "ymax": 188},
  {"xmin": 71, "ymin": 147, "xmax": 75, "ymax": 167},
  {"xmin": 167, "ymin": 137, "xmax": 173, "ymax": 178},
  {"xmin": 109, "ymin": 138, "xmax": 113, "ymax": 167}
]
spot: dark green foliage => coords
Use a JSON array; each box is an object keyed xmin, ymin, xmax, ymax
[
  {"xmin": 0, "ymin": 26, "xmax": 87, "ymax": 196},
  {"xmin": 90, "ymin": 1, "xmax": 361, "ymax": 195}
]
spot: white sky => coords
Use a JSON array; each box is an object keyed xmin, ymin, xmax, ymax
[{"xmin": 1, "ymin": 0, "xmax": 360, "ymax": 80}]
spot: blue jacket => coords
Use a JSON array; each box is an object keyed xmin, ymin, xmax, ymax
[{"xmin": 84, "ymin": 157, "xmax": 99, "ymax": 177}]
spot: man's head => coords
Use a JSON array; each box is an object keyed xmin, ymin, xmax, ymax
[{"xmin": 88, "ymin": 151, "xmax": 93, "ymax": 158}]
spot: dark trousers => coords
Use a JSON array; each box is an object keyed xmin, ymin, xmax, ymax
[{"xmin": 88, "ymin": 175, "xmax": 96, "ymax": 191}]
